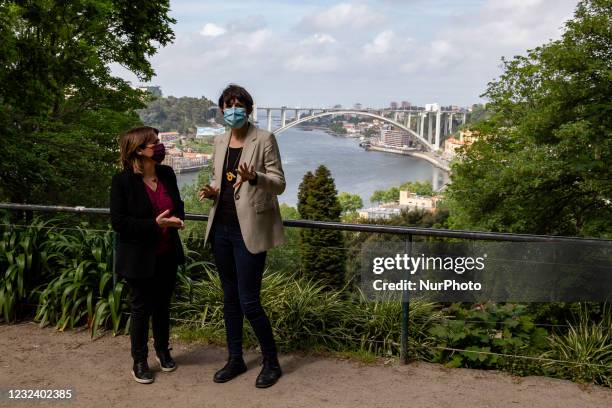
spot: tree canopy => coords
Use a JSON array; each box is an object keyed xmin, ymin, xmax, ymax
[
  {"xmin": 338, "ymin": 192, "xmax": 363, "ymax": 214},
  {"xmin": 0, "ymin": 0, "xmax": 175, "ymax": 206},
  {"xmin": 446, "ymin": 0, "xmax": 611, "ymax": 237}
]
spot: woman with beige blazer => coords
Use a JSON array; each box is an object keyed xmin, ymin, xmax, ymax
[{"xmin": 199, "ymin": 84, "xmax": 285, "ymax": 388}]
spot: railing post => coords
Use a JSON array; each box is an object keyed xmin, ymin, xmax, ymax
[{"xmin": 400, "ymin": 234, "xmax": 413, "ymax": 365}]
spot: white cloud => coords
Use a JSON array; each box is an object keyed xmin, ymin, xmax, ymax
[
  {"xmin": 111, "ymin": 0, "xmax": 581, "ymax": 106},
  {"xmin": 285, "ymin": 54, "xmax": 340, "ymax": 74},
  {"xmin": 298, "ymin": 3, "xmax": 386, "ymax": 32},
  {"xmin": 300, "ymin": 33, "xmax": 337, "ymax": 46},
  {"xmin": 399, "ymin": 0, "xmax": 577, "ymax": 75},
  {"xmin": 226, "ymin": 15, "xmax": 267, "ymax": 33},
  {"xmin": 199, "ymin": 23, "xmax": 226, "ymax": 37},
  {"xmin": 362, "ymin": 30, "xmax": 394, "ymax": 56},
  {"xmin": 240, "ymin": 29, "xmax": 273, "ymax": 53}
]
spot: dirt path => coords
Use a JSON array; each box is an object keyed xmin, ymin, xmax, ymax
[{"xmin": 1, "ymin": 322, "xmax": 610, "ymax": 408}]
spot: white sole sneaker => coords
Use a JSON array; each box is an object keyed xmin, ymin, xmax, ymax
[
  {"xmin": 132, "ymin": 370, "xmax": 154, "ymax": 384},
  {"xmin": 156, "ymin": 356, "xmax": 177, "ymax": 372}
]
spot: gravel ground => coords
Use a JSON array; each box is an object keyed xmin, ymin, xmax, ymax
[{"xmin": 1, "ymin": 322, "xmax": 610, "ymax": 408}]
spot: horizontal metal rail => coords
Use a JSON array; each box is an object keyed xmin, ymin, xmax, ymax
[{"xmin": 1, "ymin": 202, "xmax": 610, "ymax": 244}]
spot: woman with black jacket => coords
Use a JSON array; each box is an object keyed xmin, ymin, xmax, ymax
[{"xmin": 110, "ymin": 126, "xmax": 185, "ymax": 384}]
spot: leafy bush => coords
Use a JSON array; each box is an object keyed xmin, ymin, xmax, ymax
[
  {"xmin": 173, "ymin": 263, "xmax": 349, "ymax": 350},
  {"xmin": 172, "ymin": 261, "xmax": 226, "ymax": 342},
  {"xmin": 0, "ymin": 216, "xmax": 54, "ymax": 322},
  {"xmin": 427, "ymin": 303, "xmax": 549, "ymax": 372},
  {"xmin": 0, "ymin": 215, "xmax": 131, "ymax": 336},
  {"xmin": 345, "ymin": 291, "xmax": 441, "ymax": 358},
  {"xmin": 173, "ymin": 263, "xmax": 441, "ymax": 356},
  {"xmin": 34, "ymin": 225, "xmax": 131, "ymax": 336},
  {"xmin": 541, "ymin": 304, "xmax": 612, "ymax": 387}
]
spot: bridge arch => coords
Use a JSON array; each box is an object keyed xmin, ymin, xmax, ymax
[{"xmin": 272, "ymin": 110, "xmax": 432, "ymax": 151}]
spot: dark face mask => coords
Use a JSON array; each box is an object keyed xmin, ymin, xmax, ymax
[{"xmin": 151, "ymin": 143, "xmax": 166, "ymax": 163}]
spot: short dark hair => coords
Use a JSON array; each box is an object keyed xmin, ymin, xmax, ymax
[{"xmin": 218, "ymin": 84, "xmax": 253, "ymax": 115}]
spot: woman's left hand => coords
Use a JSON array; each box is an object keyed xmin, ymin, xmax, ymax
[{"xmin": 235, "ymin": 162, "xmax": 256, "ymax": 189}]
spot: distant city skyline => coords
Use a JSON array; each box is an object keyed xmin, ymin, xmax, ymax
[{"xmin": 111, "ymin": 0, "xmax": 579, "ymax": 107}]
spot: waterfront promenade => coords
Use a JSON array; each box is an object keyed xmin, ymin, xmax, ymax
[{"xmin": 366, "ymin": 144, "xmax": 451, "ymax": 172}]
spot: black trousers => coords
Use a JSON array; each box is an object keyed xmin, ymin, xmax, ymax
[
  {"xmin": 125, "ymin": 251, "xmax": 178, "ymax": 362},
  {"xmin": 210, "ymin": 220, "xmax": 278, "ymax": 358}
]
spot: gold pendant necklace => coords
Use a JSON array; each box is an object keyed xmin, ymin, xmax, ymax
[{"xmin": 225, "ymin": 146, "xmax": 243, "ymax": 182}]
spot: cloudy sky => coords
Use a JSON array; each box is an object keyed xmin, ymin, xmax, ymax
[{"xmin": 111, "ymin": 0, "xmax": 579, "ymax": 108}]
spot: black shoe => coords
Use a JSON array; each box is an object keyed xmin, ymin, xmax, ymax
[
  {"xmin": 213, "ymin": 356, "xmax": 247, "ymax": 383},
  {"xmin": 255, "ymin": 355, "xmax": 282, "ymax": 388},
  {"xmin": 132, "ymin": 360, "xmax": 154, "ymax": 384},
  {"xmin": 155, "ymin": 347, "xmax": 177, "ymax": 372}
]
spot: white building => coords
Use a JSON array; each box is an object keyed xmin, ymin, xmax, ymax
[
  {"xmin": 399, "ymin": 191, "xmax": 441, "ymax": 212},
  {"xmin": 158, "ymin": 132, "xmax": 180, "ymax": 143},
  {"xmin": 358, "ymin": 206, "xmax": 403, "ymax": 220},
  {"xmin": 196, "ymin": 126, "xmax": 225, "ymax": 138}
]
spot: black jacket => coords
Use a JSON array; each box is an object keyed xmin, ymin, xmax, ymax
[{"xmin": 110, "ymin": 164, "xmax": 185, "ymax": 279}]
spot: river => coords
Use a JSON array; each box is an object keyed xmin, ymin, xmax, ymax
[{"xmin": 176, "ymin": 127, "xmax": 449, "ymax": 208}]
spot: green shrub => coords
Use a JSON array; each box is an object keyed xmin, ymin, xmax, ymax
[
  {"xmin": 34, "ymin": 226, "xmax": 130, "ymax": 336},
  {"xmin": 345, "ymin": 291, "xmax": 441, "ymax": 358},
  {"xmin": 427, "ymin": 303, "xmax": 549, "ymax": 372},
  {"xmin": 0, "ymin": 216, "xmax": 54, "ymax": 322},
  {"xmin": 172, "ymin": 261, "xmax": 226, "ymax": 341},
  {"xmin": 172, "ymin": 263, "xmax": 441, "ymax": 357},
  {"xmin": 172, "ymin": 263, "xmax": 349, "ymax": 350},
  {"xmin": 541, "ymin": 304, "xmax": 612, "ymax": 387}
]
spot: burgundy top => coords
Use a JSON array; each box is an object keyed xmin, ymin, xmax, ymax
[{"xmin": 144, "ymin": 178, "xmax": 174, "ymax": 255}]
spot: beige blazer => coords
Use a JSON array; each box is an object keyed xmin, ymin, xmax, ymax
[{"xmin": 204, "ymin": 122, "xmax": 286, "ymax": 254}]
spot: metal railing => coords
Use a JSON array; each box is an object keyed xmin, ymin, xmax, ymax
[{"xmin": 1, "ymin": 202, "xmax": 610, "ymax": 364}]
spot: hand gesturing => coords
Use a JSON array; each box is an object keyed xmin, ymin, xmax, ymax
[
  {"xmin": 199, "ymin": 184, "xmax": 219, "ymax": 201},
  {"xmin": 234, "ymin": 162, "xmax": 256, "ymax": 189},
  {"xmin": 156, "ymin": 209, "xmax": 185, "ymax": 229}
]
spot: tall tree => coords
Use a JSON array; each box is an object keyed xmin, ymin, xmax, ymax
[
  {"xmin": 446, "ymin": 0, "xmax": 611, "ymax": 237},
  {"xmin": 0, "ymin": 0, "xmax": 176, "ymax": 206},
  {"xmin": 338, "ymin": 192, "xmax": 363, "ymax": 214},
  {"xmin": 297, "ymin": 165, "xmax": 346, "ymax": 288}
]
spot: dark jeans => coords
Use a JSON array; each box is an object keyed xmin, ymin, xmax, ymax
[
  {"xmin": 125, "ymin": 252, "xmax": 178, "ymax": 362},
  {"xmin": 211, "ymin": 220, "xmax": 277, "ymax": 358}
]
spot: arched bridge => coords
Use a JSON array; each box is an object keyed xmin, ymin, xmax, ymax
[
  {"xmin": 275, "ymin": 110, "xmax": 431, "ymax": 150},
  {"xmin": 253, "ymin": 106, "xmax": 466, "ymax": 152}
]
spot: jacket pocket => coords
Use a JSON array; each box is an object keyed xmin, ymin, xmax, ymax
[{"xmin": 254, "ymin": 199, "xmax": 275, "ymax": 213}]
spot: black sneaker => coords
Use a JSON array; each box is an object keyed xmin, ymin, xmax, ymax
[
  {"xmin": 213, "ymin": 356, "xmax": 247, "ymax": 383},
  {"xmin": 155, "ymin": 347, "xmax": 177, "ymax": 372},
  {"xmin": 132, "ymin": 360, "xmax": 154, "ymax": 384},
  {"xmin": 255, "ymin": 355, "xmax": 282, "ymax": 388}
]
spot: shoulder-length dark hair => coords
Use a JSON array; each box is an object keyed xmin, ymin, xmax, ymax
[{"xmin": 119, "ymin": 126, "xmax": 158, "ymax": 174}]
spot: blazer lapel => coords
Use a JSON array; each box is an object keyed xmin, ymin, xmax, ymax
[
  {"xmin": 130, "ymin": 171, "xmax": 154, "ymax": 216},
  {"xmin": 215, "ymin": 130, "xmax": 230, "ymax": 188},
  {"xmin": 234, "ymin": 122, "xmax": 259, "ymax": 193}
]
